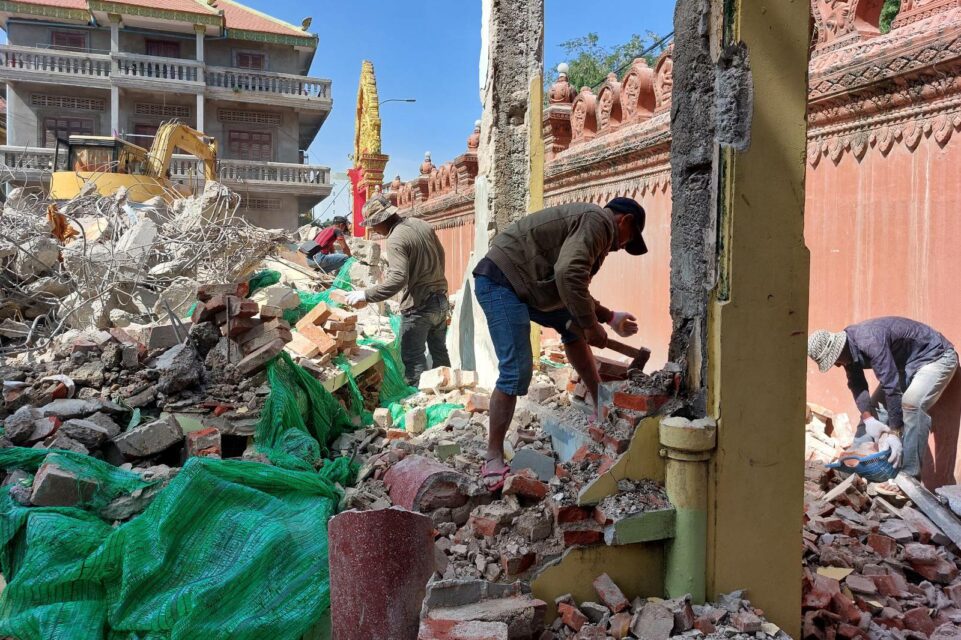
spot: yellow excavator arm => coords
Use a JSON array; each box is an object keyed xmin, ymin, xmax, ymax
[{"xmin": 146, "ymin": 123, "xmax": 218, "ymax": 181}]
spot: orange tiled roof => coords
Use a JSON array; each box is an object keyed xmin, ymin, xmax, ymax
[{"xmin": 213, "ymin": 0, "xmax": 309, "ymax": 39}]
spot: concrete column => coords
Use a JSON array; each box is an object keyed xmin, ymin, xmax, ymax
[
  {"xmin": 660, "ymin": 417, "xmax": 716, "ymax": 603},
  {"xmin": 108, "ymin": 14, "xmax": 120, "ymax": 53},
  {"xmin": 5, "ymin": 82, "xmax": 15, "ymax": 145},
  {"xmin": 110, "ymin": 87, "xmax": 119, "ymax": 137},
  {"xmin": 448, "ymin": 0, "xmax": 544, "ymax": 386},
  {"xmin": 668, "ymin": 0, "xmax": 809, "ymax": 635},
  {"xmin": 196, "ymin": 94, "xmax": 204, "ymax": 131},
  {"xmin": 195, "ymin": 25, "xmax": 205, "ymax": 62}
]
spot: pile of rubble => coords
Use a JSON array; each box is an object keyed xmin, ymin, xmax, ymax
[{"xmin": 803, "ymin": 464, "xmax": 961, "ymax": 639}]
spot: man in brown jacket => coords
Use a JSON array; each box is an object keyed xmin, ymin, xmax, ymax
[
  {"xmin": 346, "ymin": 196, "xmax": 450, "ymax": 385},
  {"xmin": 473, "ymin": 197, "xmax": 648, "ymax": 490}
]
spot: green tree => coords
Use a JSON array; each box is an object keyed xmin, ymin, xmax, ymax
[
  {"xmin": 880, "ymin": 0, "xmax": 900, "ymax": 33},
  {"xmin": 544, "ymin": 31, "xmax": 670, "ymax": 96}
]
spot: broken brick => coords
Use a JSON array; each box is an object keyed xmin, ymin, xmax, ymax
[
  {"xmin": 732, "ymin": 611, "xmax": 762, "ymax": 634},
  {"xmin": 611, "ymin": 391, "xmax": 669, "ymax": 413},
  {"xmin": 558, "ymin": 602, "xmax": 588, "ymax": 632},
  {"xmin": 592, "ymin": 573, "xmax": 629, "ymax": 613},
  {"xmin": 234, "ymin": 338, "xmax": 285, "ymax": 376},
  {"xmin": 186, "ymin": 427, "xmax": 221, "ymax": 458},
  {"xmin": 903, "ymin": 607, "xmax": 936, "ymax": 637},
  {"xmin": 466, "ymin": 393, "xmax": 490, "ymax": 414},
  {"xmin": 502, "ymin": 471, "xmax": 548, "ymax": 501},
  {"xmin": 562, "ymin": 522, "xmax": 604, "ymax": 547},
  {"xmin": 866, "ymin": 533, "xmax": 897, "ymax": 558}
]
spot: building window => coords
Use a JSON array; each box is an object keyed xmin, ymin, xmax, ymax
[
  {"xmin": 51, "ymin": 31, "xmax": 87, "ymax": 52},
  {"xmin": 228, "ymin": 130, "xmax": 272, "ymax": 162},
  {"xmin": 235, "ymin": 51, "xmax": 267, "ymax": 70},
  {"xmin": 43, "ymin": 117, "xmax": 94, "ymax": 147},
  {"xmin": 133, "ymin": 123, "xmax": 159, "ymax": 148},
  {"xmin": 218, "ymin": 109, "xmax": 280, "ymax": 126},
  {"xmin": 145, "ymin": 39, "xmax": 180, "ymax": 58},
  {"xmin": 31, "ymin": 95, "xmax": 105, "ymax": 112}
]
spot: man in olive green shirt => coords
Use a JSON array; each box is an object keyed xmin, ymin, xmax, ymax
[
  {"xmin": 346, "ymin": 195, "xmax": 450, "ymax": 385},
  {"xmin": 473, "ymin": 197, "xmax": 648, "ymax": 490}
]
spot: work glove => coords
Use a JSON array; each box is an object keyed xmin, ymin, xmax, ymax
[
  {"xmin": 608, "ymin": 311, "xmax": 639, "ymax": 338},
  {"xmin": 878, "ymin": 432, "xmax": 903, "ymax": 468},
  {"xmin": 345, "ymin": 290, "xmax": 367, "ymax": 307},
  {"xmin": 863, "ymin": 417, "xmax": 889, "ymax": 441},
  {"xmin": 583, "ymin": 323, "xmax": 609, "ymax": 349}
]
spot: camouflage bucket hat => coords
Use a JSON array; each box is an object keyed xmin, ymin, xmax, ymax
[{"xmin": 362, "ymin": 195, "xmax": 399, "ymax": 227}]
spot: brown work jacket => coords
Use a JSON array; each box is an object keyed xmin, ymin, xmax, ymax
[
  {"xmin": 363, "ymin": 217, "xmax": 448, "ymax": 312},
  {"xmin": 484, "ymin": 203, "xmax": 618, "ymax": 329}
]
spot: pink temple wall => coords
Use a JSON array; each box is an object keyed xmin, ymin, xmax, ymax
[{"xmin": 434, "ymin": 219, "xmax": 476, "ymax": 291}]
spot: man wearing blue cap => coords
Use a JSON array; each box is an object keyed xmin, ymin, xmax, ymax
[{"xmin": 473, "ymin": 197, "xmax": 649, "ymax": 490}]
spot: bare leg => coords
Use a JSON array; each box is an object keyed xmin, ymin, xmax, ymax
[
  {"xmin": 485, "ymin": 389, "xmax": 517, "ymax": 470},
  {"xmin": 564, "ymin": 339, "xmax": 601, "ymax": 415}
]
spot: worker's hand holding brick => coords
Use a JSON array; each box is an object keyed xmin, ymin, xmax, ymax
[
  {"xmin": 608, "ymin": 311, "xmax": 638, "ymax": 338},
  {"xmin": 344, "ymin": 290, "xmax": 368, "ymax": 309}
]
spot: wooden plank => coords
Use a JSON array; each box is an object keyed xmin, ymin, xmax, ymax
[
  {"xmin": 322, "ymin": 347, "xmax": 381, "ymax": 393},
  {"xmin": 894, "ymin": 475, "xmax": 961, "ymax": 549}
]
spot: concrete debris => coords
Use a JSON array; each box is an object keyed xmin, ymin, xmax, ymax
[
  {"xmin": 113, "ymin": 415, "xmax": 184, "ymax": 459},
  {"xmin": 30, "ymin": 459, "xmax": 97, "ymax": 507}
]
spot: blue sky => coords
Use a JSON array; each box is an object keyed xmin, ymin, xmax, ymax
[
  {"xmin": 0, "ymin": 1, "xmax": 676, "ymax": 219},
  {"xmin": 294, "ymin": 0, "xmax": 677, "ymax": 220}
]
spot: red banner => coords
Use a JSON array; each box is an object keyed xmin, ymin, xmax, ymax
[{"xmin": 348, "ymin": 166, "xmax": 366, "ymax": 237}]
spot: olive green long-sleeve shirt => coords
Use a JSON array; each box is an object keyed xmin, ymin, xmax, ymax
[{"xmin": 363, "ymin": 217, "xmax": 448, "ymax": 311}]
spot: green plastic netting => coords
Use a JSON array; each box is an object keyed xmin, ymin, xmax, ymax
[
  {"xmin": 358, "ymin": 315, "xmax": 417, "ymax": 406},
  {"xmin": 0, "ymin": 453, "xmax": 350, "ymax": 640},
  {"xmin": 333, "ymin": 356, "xmax": 373, "ymax": 427},
  {"xmin": 247, "ymin": 269, "xmax": 282, "ymax": 296},
  {"xmin": 389, "ymin": 402, "xmax": 464, "ymax": 432},
  {"xmin": 255, "ymin": 352, "xmax": 357, "ymax": 471}
]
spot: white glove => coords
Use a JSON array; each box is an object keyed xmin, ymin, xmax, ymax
[
  {"xmin": 863, "ymin": 417, "xmax": 890, "ymax": 441},
  {"xmin": 345, "ymin": 290, "xmax": 367, "ymax": 307},
  {"xmin": 878, "ymin": 432, "xmax": 903, "ymax": 468},
  {"xmin": 608, "ymin": 311, "xmax": 639, "ymax": 338}
]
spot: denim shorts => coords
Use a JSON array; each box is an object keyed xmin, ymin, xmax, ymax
[{"xmin": 474, "ymin": 274, "xmax": 578, "ymax": 396}]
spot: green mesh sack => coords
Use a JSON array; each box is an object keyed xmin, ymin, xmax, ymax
[
  {"xmin": 0, "ymin": 448, "xmax": 155, "ymax": 511},
  {"xmin": 0, "ymin": 456, "xmax": 349, "ymax": 640},
  {"xmin": 333, "ymin": 357, "xmax": 373, "ymax": 427},
  {"xmin": 247, "ymin": 269, "xmax": 282, "ymax": 296},
  {"xmin": 255, "ymin": 352, "xmax": 356, "ymax": 469},
  {"xmin": 388, "ymin": 402, "xmax": 464, "ymax": 432}
]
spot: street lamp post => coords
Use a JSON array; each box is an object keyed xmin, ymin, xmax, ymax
[{"xmin": 379, "ymin": 98, "xmax": 417, "ymax": 105}]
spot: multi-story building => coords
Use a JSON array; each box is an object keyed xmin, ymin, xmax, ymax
[{"xmin": 0, "ymin": 0, "xmax": 332, "ymax": 229}]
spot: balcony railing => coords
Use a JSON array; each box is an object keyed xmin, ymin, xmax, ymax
[
  {"xmin": 113, "ymin": 52, "xmax": 203, "ymax": 84},
  {"xmin": 0, "ymin": 45, "xmax": 111, "ymax": 84},
  {"xmin": 205, "ymin": 66, "xmax": 330, "ymax": 100},
  {"xmin": 0, "ymin": 45, "xmax": 331, "ymax": 105},
  {"xmin": 0, "ymin": 146, "xmax": 331, "ymax": 192}
]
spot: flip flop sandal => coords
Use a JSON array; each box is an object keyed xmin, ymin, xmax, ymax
[{"xmin": 481, "ymin": 460, "xmax": 510, "ymax": 492}]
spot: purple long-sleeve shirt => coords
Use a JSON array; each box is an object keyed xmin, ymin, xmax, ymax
[{"xmin": 844, "ymin": 317, "xmax": 954, "ymax": 429}]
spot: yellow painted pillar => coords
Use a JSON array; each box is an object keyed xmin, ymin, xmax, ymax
[
  {"xmin": 528, "ymin": 75, "xmax": 544, "ymax": 356},
  {"xmin": 661, "ymin": 417, "xmax": 716, "ymax": 602},
  {"xmin": 706, "ymin": 1, "xmax": 810, "ymax": 637}
]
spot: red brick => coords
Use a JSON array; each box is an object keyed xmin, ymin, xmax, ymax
[
  {"xmin": 552, "ymin": 503, "xmax": 593, "ymax": 524},
  {"xmin": 386, "ymin": 429, "xmax": 410, "ymax": 441},
  {"xmin": 259, "ymin": 305, "xmax": 282, "ymax": 320},
  {"xmin": 876, "ymin": 608, "xmax": 905, "ymax": 630},
  {"xmin": 557, "ymin": 602, "xmax": 588, "ymax": 631},
  {"xmin": 694, "ymin": 618, "xmax": 716, "ymax": 635},
  {"xmin": 562, "ymin": 523, "xmax": 604, "ymax": 547},
  {"xmin": 297, "ymin": 323, "xmax": 338, "ymax": 355},
  {"xmin": 220, "ymin": 316, "xmax": 259, "ymax": 338},
  {"xmin": 830, "ymin": 592, "xmax": 862, "ymax": 625},
  {"xmin": 571, "ymin": 445, "xmax": 601, "ymax": 463},
  {"xmin": 466, "ymin": 393, "xmax": 490, "ymax": 413},
  {"xmin": 612, "ymin": 391, "xmax": 669, "ymax": 413},
  {"xmin": 588, "ymin": 424, "xmax": 605, "ymax": 443},
  {"xmin": 732, "ymin": 611, "xmax": 762, "ymax": 633},
  {"xmin": 903, "ymin": 607, "xmax": 936, "ymax": 636},
  {"xmin": 241, "ymin": 328, "xmax": 293, "ymax": 355},
  {"xmin": 909, "ymin": 558, "xmax": 958, "ymax": 584},
  {"xmin": 234, "ymin": 338, "xmax": 285, "ymax": 375},
  {"xmin": 502, "ymin": 472, "xmax": 548, "ymax": 501},
  {"xmin": 470, "ymin": 515, "xmax": 501, "ymax": 538},
  {"xmin": 870, "ymin": 573, "xmax": 909, "ymax": 598},
  {"xmin": 608, "ymin": 612, "xmax": 631, "ymax": 639},
  {"xmin": 298, "ymin": 302, "xmax": 332, "ymax": 328},
  {"xmin": 802, "ymin": 574, "xmax": 840, "ymax": 609},
  {"xmin": 500, "ymin": 551, "xmax": 536, "ymax": 576},
  {"xmin": 186, "ymin": 427, "xmax": 221, "ymax": 457},
  {"xmin": 70, "ymin": 338, "xmax": 100, "ymax": 354},
  {"xmin": 866, "ymin": 533, "xmax": 897, "ymax": 558},
  {"xmin": 592, "ymin": 573, "xmax": 629, "ymax": 613},
  {"xmin": 602, "ymin": 433, "xmax": 631, "ymax": 454}
]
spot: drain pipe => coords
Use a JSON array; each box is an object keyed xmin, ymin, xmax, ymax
[{"xmin": 660, "ymin": 416, "xmax": 717, "ymax": 602}]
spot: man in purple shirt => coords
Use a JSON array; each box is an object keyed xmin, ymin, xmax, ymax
[{"xmin": 808, "ymin": 317, "xmax": 958, "ymax": 478}]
